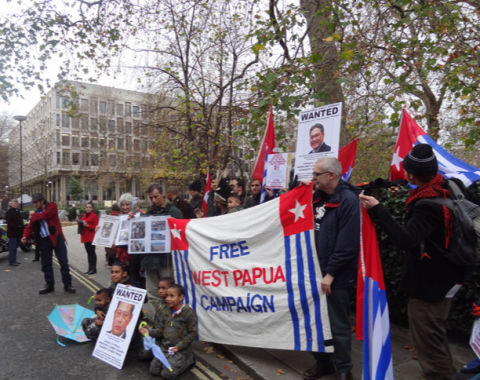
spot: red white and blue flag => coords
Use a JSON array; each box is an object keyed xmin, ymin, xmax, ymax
[
  {"xmin": 338, "ymin": 139, "xmax": 358, "ymax": 182},
  {"xmin": 168, "ymin": 184, "xmax": 333, "ymax": 351},
  {"xmin": 390, "ymin": 109, "xmax": 480, "ymax": 186},
  {"xmin": 202, "ymin": 171, "xmax": 212, "ymax": 218},
  {"xmin": 252, "ymin": 105, "xmax": 278, "ymax": 182},
  {"xmin": 356, "ymin": 207, "xmax": 394, "ymax": 380}
]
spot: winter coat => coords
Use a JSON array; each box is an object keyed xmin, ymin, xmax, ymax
[
  {"xmin": 80, "ymin": 212, "xmax": 99, "ymax": 243},
  {"xmin": 5, "ymin": 207, "xmax": 24, "ymax": 239},
  {"xmin": 23, "ymin": 202, "xmax": 66, "ymax": 247},
  {"xmin": 313, "ymin": 180, "xmax": 361, "ymax": 289}
]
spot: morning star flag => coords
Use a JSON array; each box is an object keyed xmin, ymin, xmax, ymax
[
  {"xmin": 356, "ymin": 207, "xmax": 394, "ymax": 380},
  {"xmin": 202, "ymin": 172, "xmax": 212, "ymax": 217},
  {"xmin": 168, "ymin": 184, "xmax": 333, "ymax": 351},
  {"xmin": 338, "ymin": 139, "xmax": 358, "ymax": 182},
  {"xmin": 390, "ymin": 109, "xmax": 480, "ymax": 186},
  {"xmin": 252, "ymin": 106, "xmax": 278, "ymax": 182}
]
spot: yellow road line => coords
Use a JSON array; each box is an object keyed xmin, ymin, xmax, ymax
[
  {"xmin": 52, "ymin": 258, "xmax": 99, "ymax": 293},
  {"xmin": 190, "ymin": 367, "xmax": 211, "ymax": 380},
  {"xmin": 195, "ymin": 361, "xmax": 225, "ymax": 380}
]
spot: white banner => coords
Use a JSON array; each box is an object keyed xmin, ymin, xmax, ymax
[
  {"xmin": 168, "ymin": 185, "xmax": 332, "ymax": 352},
  {"xmin": 93, "ymin": 215, "xmax": 120, "ymax": 248},
  {"xmin": 294, "ymin": 102, "xmax": 342, "ymax": 180},
  {"xmin": 93, "ymin": 284, "xmax": 147, "ymax": 369}
]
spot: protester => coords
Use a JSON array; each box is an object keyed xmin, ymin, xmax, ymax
[
  {"xmin": 138, "ymin": 284, "xmax": 198, "ymax": 378},
  {"xmin": 141, "ymin": 184, "xmax": 183, "ymax": 306},
  {"xmin": 166, "ymin": 186, "xmax": 190, "ymax": 219},
  {"xmin": 230, "ymin": 177, "xmax": 252, "ymax": 206},
  {"xmin": 22, "ymin": 193, "xmax": 76, "ymax": 294},
  {"xmin": 69, "ymin": 204, "xmax": 77, "ymax": 222},
  {"xmin": 108, "ymin": 262, "xmax": 139, "ymax": 293},
  {"xmin": 206, "ymin": 175, "xmax": 218, "ymax": 217},
  {"xmin": 188, "ymin": 180, "xmax": 203, "ymax": 211},
  {"xmin": 81, "ymin": 288, "xmax": 112, "ymax": 341},
  {"xmin": 105, "ymin": 203, "xmax": 120, "ymax": 267},
  {"xmin": 302, "ymin": 157, "xmax": 360, "ymax": 380},
  {"xmin": 5, "ymin": 199, "xmax": 23, "ymax": 267},
  {"xmin": 195, "ymin": 178, "xmax": 230, "ymax": 218},
  {"xmin": 308, "ymin": 123, "xmax": 331, "ymax": 153},
  {"xmin": 80, "ymin": 202, "xmax": 99, "ymax": 275},
  {"xmin": 227, "ymin": 194, "xmax": 243, "ymax": 213},
  {"xmin": 244, "ymin": 178, "xmax": 274, "ymax": 208},
  {"xmin": 359, "ymin": 144, "xmax": 480, "ymax": 380}
]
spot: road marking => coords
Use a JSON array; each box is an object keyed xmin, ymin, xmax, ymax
[
  {"xmin": 195, "ymin": 361, "xmax": 225, "ymax": 380},
  {"xmin": 190, "ymin": 368, "xmax": 211, "ymax": 380},
  {"xmin": 52, "ymin": 258, "xmax": 99, "ymax": 293}
]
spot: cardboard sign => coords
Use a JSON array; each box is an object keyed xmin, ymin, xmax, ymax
[{"xmin": 93, "ymin": 215, "xmax": 120, "ymax": 248}]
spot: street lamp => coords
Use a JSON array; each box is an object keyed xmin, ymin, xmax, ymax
[
  {"xmin": 48, "ymin": 181, "xmax": 52, "ymax": 201},
  {"xmin": 13, "ymin": 115, "xmax": 27, "ymax": 211}
]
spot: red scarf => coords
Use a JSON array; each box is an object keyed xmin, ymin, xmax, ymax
[{"xmin": 405, "ymin": 173, "xmax": 453, "ymax": 248}]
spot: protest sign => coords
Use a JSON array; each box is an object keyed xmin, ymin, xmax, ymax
[
  {"xmin": 128, "ymin": 215, "xmax": 171, "ymax": 254},
  {"xmin": 294, "ymin": 102, "xmax": 342, "ymax": 180},
  {"xmin": 93, "ymin": 215, "xmax": 120, "ymax": 248},
  {"xmin": 93, "ymin": 284, "xmax": 147, "ymax": 369},
  {"xmin": 169, "ymin": 184, "xmax": 332, "ymax": 352},
  {"xmin": 266, "ymin": 153, "xmax": 288, "ymax": 189},
  {"xmin": 115, "ymin": 213, "xmax": 141, "ymax": 247},
  {"xmin": 471, "ymin": 318, "xmax": 480, "ymax": 359}
]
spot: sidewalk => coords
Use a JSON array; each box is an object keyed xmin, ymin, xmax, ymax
[{"xmin": 62, "ymin": 225, "xmax": 476, "ymax": 380}]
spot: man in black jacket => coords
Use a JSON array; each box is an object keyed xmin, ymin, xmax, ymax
[
  {"xmin": 5, "ymin": 199, "xmax": 23, "ymax": 267},
  {"xmin": 302, "ymin": 157, "xmax": 360, "ymax": 380},
  {"xmin": 360, "ymin": 144, "xmax": 480, "ymax": 380}
]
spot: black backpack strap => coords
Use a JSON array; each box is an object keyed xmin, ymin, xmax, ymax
[{"xmin": 445, "ymin": 179, "xmax": 465, "ymax": 201}]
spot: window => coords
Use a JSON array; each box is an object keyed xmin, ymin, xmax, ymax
[
  {"xmin": 134, "ymin": 139, "xmax": 140, "ymax": 151},
  {"xmin": 116, "ymin": 103, "xmax": 123, "ymax": 116},
  {"xmin": 56, "ymin": 114, "xmax": 60, "ymax": 127},
  {"xmin": 56, "ymin": 94, "xmax": 61, "ymax": 109},
  {"xmin": 62, "ymin": 150, "xmax": 70, "ymax": 165},
  {"xmin": 90, "ymin": 118, "xmax": 97, "ymax": 130},
  {"xmin": 117, "ymin": 153, "xmax": 124, "ymax": 169},
  {"xmin": 62, "ymin": 114, "xmax": 70, "ymax": 128},
  {"xmin": 62, "ymin": 96, "xmax": 68, "ymax": 109},
  {"xmin": 91, "ymin": 154, "xmax": 99, "ymax": 166},
  {"xmin": 57, "ymin": 152, "xmax": 61, "ymax": 164},
  {"xmin": 72, "ymin": 133, "xmax": 79, "ymax": 147},
  {"xmin": 133, "ymin": 106, "xmax": 140, "ymax": 117},
  {"xmin": 56, "ymin": 130, "xmax": 61, "ymax": 147},
  {"xmin": 81, "ymin": 135, "xmax": 89, "ymax": 148},
  {"xmin": 81, "ymin": 116, "xmax": 88, "ymax": 130},
  {"xmin": 125, "ymin": 102, "xmax": 131, "ymax": 117},
  {"xmin": 99, "ymin": 116, "xmax": 107, "ymax": 131},
  {"xmin": 90, "ymin": 98, "xmax": 98, "ymax": 113},
  {"xmin": 107, "ymin": 100, "xmax": 114, "ymax": 115},
  {"xmin": 117, "ymin": 138, "xmax": 124, "ymax": 150},
  {"xmin": 133, "ymin": 120, "xmax": 140, "ymax": 136},
  {"xmin": 126, "ymin": 155, "xmax": 132, "ymax": 167},
  {"xmin": 108, "ymin": 155, "xmax": 116, "ymax": 167},
  {"xmin": 109, "ymin": 138, "xmax": 115, "ymax": 150},
  {"xmin": 141, "ymin": 104, "xmax": 148, "ymax": 119},
  {"xmin": 62, "ymin": 133, "xmax": 70, "ymax": 146},
  {"xmin": 100, "ymin": 137, "xmax": 105, "ymax": 148},
  {"xmin": 81, "ymin": 152, "xmax": 89, "ymax": 166},
  {"xmin": 91, "ymin": 134, "xmax": 98, "ymax": 148},
  {"xmin": 80, "ymin": 98, "xmax": 88, "ymax": 111},
  {"xmin": 126, "ymin": 137, "xmax": 132, "ymax": 151},
  {"xmin": 239, "ymin": 148, "xmax": 243, "ymax": 158},
  {"xmin": 125, "ymin": 122, "xmax": 132, "ymax": 134},
  {"xmin": 72, "ymin": 153, "xmax": 80, "ymax": 165},
  {"xmin": 72, "ymin": 117, "xmax": 79, "ymax": 129},
  {"xmin": 99, "ymin": 101, "xmax": 106, "ymax": 113},
  {"xmin": 141, "ymin": 123, "xmax": 147, "ymax": 136},
  {"xmin": 117, "ymin": 118, "xmax": 124, "ymax": 134},
  {"xmin": 141, "ymin": 140, "xmax": 147, "ymax": 150},
  {"xmin": 108, "ymin": 119, "xmax": 115, "ymax": 133}
]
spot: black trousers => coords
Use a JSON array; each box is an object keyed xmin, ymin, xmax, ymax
[
  {"xmin": 39, "ymin": 235, "xmax": 72, "ymax": 286},
  {"xmin": 84, "ymin": 241, "xmax": 97, "ymax": 267}
]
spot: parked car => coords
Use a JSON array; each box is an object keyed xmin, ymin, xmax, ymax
[{"xmin": 0, "ymin": 220, "xmax": 34, "ymax": 253}]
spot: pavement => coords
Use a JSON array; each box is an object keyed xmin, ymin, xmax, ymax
[{"xmin": 2, "ymin": 224, "xmax": 477, "ymax": 380}]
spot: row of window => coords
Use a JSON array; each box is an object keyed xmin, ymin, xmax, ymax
[
  {"xmin": 56, "ymin": 131, "xmax": 152, "ymax": 151},
  {"xmin": 56, "ymin": 94, "xmax": 145, "ymax": 118},
  {"xmin": 55, "ymin": 115, "xmax": 149, "ymax": 134},
  {"xmin": 56, "ymin": 151, "xmax": 151, "ymax": 168}
]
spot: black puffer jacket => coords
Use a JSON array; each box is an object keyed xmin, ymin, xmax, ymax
[
  {"xmin": 5, "ymin": 207, "xmax": 24, "ymax": 239},
  {"xmin": 313, "ymin": 180, "xmax": 361, "ymax": 289}
]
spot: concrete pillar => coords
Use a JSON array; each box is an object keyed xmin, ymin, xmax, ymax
[
  {"xmin": 98, "ymin": 183, "xmax": 103, "ymax": 206},
  {"xmin": 60, "ymin": 176, "xmax": 66, "ymax": 207},
  {"xmin": 115, "ymin": 181, "xmax": 120, "ymax": 203},
  {"xmin": 80, "ymin": 177, "xmax": 85, "ymax": 202}
]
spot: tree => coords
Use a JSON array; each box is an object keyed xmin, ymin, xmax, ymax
[{"xmin": 69, "ymin": 176, "xmax": 84, "ymax": 201}]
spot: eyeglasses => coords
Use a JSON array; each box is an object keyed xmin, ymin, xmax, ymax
[{"xmin": 312, "ymin": 171, "xmax": 330, "ymax": 177}]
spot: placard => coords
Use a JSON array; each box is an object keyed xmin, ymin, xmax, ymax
[
  {"xmin": 93, "ymin": 284, "xmax": 147, "ymax": 369},
  {"xmin": 115, "ymin": 213, "xmax": 141, "ymax": 247},
  {"xmin": 128, "ymin": 215, "xmax": 171, "ymax": 254},
  {"xmin": 471, "ymin": 318, "xmax": 480, "ymax": 359},
  {"xmin": 92, "ymin": 215, "xmax": 120, "ymax": 248},
  {"xmin": 294, "ymin": 102, "xmax": 342, "ymax": 180},
  {"xmin": 266, "ymin": 153, "xmax": 289, "ymax": 189}
]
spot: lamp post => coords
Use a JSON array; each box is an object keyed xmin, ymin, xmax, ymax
[
  {"xmin": 48, "ymin": 181, "xmax": 52, "ymax": 201},
  {"xmin": 13, "ymin": 115, "xmax": 27, "ymax": 211}
]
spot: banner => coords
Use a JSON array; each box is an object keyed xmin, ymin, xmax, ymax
[
  {"xmin": 93, "ymin": 284, "xmax": 147, "ymax": 369},
  {"xmin": 169, "ymin": 184, "xmax": 333, "ymax": 352},
  {"xmin": 128, "ymin": 215, "xmax": 171, "ymax": 254},
  {"xmin": 294, "ymin": 103, "xmax": 342, "ymax": 180},
  {"xmin": 93, "ymin": 215, "xmax": 120, "ymax": 248}
]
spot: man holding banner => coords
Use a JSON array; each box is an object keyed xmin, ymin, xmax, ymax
[{"xmin": 303, "ymin": 157, "xmax": 360, "ymax": 380}]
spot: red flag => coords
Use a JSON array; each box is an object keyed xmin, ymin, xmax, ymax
[
  {"xmin": 390, "ymin": 110, "xmax": 427, "ymax": 181},
  {"xmin": 338, "ymin": 139, "xmax": 357, "ymax": 181},
  {"xmin": 252, "ymin": 106, "xmax": 277, "ymax": 182},
  {"xmin": 202, "ymin": 171, "xmax": 211, "ymax": 218}
]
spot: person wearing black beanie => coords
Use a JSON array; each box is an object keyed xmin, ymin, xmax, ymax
[
  {"xmin": 188, "ymin": 180, "xmax": 203, "ymax": 211},
  {"xmin": 359, "ymin": 144, "xmax": 480, "ymax": 380}
]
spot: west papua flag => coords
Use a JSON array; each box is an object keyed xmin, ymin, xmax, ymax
[
  {"xmin": 168, "ymin": 184, "xmax": 333, "ymax": 351},
  {"xmin": 252, "ymin": 106, "xmax": 277, "ymax": 182},
  {"xmin": 338, "ymin": 139, "xmax": 358, "ymax": 182},
  {"xmin": 390, "ymin": 109, "xmax": 480, "ymax": 186},
  {"xmin": 356, "ymin": 207, "xmax": 394, "ymax": 380},
  {"xmin": 202, "ymin": 171, "xmax": 212, "ymax": 217}
]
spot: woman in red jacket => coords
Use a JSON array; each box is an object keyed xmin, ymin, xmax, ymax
[{"xmin": 80, "ymin": 202, "xmax": 99, "ymax": 275}]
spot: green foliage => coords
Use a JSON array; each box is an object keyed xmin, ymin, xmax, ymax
[{"xmin": 69, "ymin": 176, "xmax": 84, "ymax": 201}]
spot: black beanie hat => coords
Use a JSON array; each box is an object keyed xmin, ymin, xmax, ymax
[
  {"xmin": 402, "ymin": 144, "xmax": 438, "ymax": 176},
  {"xmin": 214, "ymin": 178, "xmax": 231, "ymax": 203},
  {"xmin": 189, "ymin": 180, "xmax": 202, "ymax": 192}
]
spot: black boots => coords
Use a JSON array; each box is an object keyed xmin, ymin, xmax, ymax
[
  {"xmin": 85, "ymin": 266, "xmax": 97, "ymax": 275},
  {"xmin": 64, "ymin": 284, "xmax": 76, "ymax": 293},
  {"xmin": 39, "ymin": 284, "xmax": 54, "ymax": 295}
]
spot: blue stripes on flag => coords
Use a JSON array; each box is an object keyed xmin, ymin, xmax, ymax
[
  {"xmin": 363, "ymin": 276, "xmax": 393, "ymax": 380},
  {"xmin": 284, "ymin": 236, "xmax": 301, "ymax": 350},
  {"xmin": 261, "ymin": 146, "xmax": 269, "ymax": 204}
]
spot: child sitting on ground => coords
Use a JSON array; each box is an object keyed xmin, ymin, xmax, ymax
[
  {"xmin": 227, "ymin": 194, "xmax": 244, "ymax": 213},
  {"xmin": 81, "ymin": 288, "xmax": 111, "ymax": 341},
  {"xmin": 138, "ymin": 284, "xmax": 198, "ymax": 379}
]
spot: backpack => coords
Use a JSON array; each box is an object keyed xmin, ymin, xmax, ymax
[{"xmin": 417, "ymin": 180, "xmax": 480, "ymax": 266}]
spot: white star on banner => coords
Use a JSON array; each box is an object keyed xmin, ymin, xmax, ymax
[
  {"xmin": 289, "ymin": 200, "xmax": 307, "ymax": 223},
  {"xmin": 392, "ymin": 146, "xmax": 404, "ymax": 172},
  {"xmin": 171, "ymin": 224, "xmax": 182, "ymax": 240}
]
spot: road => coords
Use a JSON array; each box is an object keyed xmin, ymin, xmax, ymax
[{"xmin": 0, "ymin": 225, "xmax": 236, "ymax": 380}]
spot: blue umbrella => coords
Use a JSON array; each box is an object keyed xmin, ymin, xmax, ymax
[
  {"xmin": 47, "ymin": 304, "xmax": 95, "ymax": 346},
  {"xmin": 139, "ymin": 322, "xmax": 173, "ymax": 372}
]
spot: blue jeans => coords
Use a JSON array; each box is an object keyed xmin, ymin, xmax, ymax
[{"xmin": 8, "ymin": 237, "xmax": 19, "ymax": 265}]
